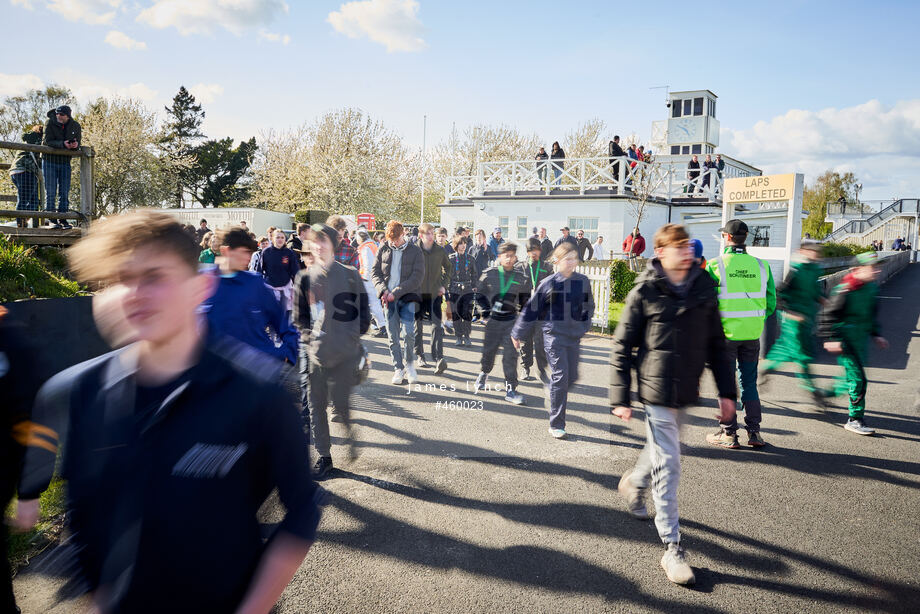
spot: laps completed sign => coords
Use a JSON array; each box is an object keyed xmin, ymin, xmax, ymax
[
  {"xmin": 724, "ymin": 173, "xmax": 795, "ymax": 204},
  {"xmin": 356, "ymin": 213, "xmax": 375, "ymax": 230}
]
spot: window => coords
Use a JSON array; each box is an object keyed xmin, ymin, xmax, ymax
[
  {"xmin": 751, "ymin": 225, "xmax": 771, "ymax": 247},
  {"xmin": 517, "ymin": 216, "xmax": 528, "ymax": 239},
  {"xmin": 691, "ymin": 144, "xmax": 702, "ymax": 154},
  {"xmin": 681, "ymin": 145, "xmax": 690, "ymax": 154},
  {"xmin": 455, "ymin": 220, "xmax": 473, "ymax": 234},
  {"xmin": 672, "ymin": 100, "xmax": 681, "ymax": 118},
  {"xmin": 671, "ymin": 145, "xmax": 680, "ymax": 155},
  {"xmin": 498, "ymin": 216, "xmax": 509, "ymax": 237},
  {"xmin": 705, "ymin": 145, "xmax": 713, "ymax": 154},
  {"xmin": 683, "ymin": 100, "xmax": 692, "ymax": 116},
  {"xmin": 693, "ymin": 97, "xmax": 703, "ymax": 116},
  {"xmin": 568, "ymin": 217, "xmax": 599, "ymax": 242},
  {"xmin": 710, "ymin": 99, "xmax": 716, "ymax": 117}
]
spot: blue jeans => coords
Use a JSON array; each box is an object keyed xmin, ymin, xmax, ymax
[
  {"xmin": 630, "ymin": 403, "xmax": 684, "ymax": 544},
  {"xmin": 552, "ymin": 164, "xmax": 563, "ymax": 185},
  {"xmin": 386, "ymin": 298, "xmax": 417, "ymax": 371},
  {"xmin": 42, "ymin": 159, "xmax": 71, "ymax": 212},
  {"xmin": 11, "ymin": 172, "xmax": 40, "ymax": 210}
]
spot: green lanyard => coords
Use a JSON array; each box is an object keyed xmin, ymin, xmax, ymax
[
  {"xmin": 529, "ymin": 261, "xmax": 543, "ymax": 289},
  {"xmin": 497, "ymin": 267, "xmax": 516, "ymax": 298}
]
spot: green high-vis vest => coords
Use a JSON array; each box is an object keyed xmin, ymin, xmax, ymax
[{"xmin": 706, "ymin": 247, "xmax": 777, "ymax": 341}]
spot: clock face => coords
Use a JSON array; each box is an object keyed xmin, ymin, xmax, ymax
[{"xmin": 669, "ymin": 117, "xmax": 700, "ymax": 144}]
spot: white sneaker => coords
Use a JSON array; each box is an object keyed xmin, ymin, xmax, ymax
[
  {"xmin": 548, "ymin": 427, "xmax": 566, "ymax": 439},
  {"xmin": 475, "ymin": 372, "xmax": 487, "ymax": 391},
  {"xmin": 391, "ymin": 369, "xmax": 405, "ymax": 385},
  {"xmin": 660, "ymin": 543, "xmax": 695, "ymax": 585},
  {"xmin": 844, "ymin": 418, "xmax": 875, "ymax": 435},
  {"xmin": 406, "ymin": 362, "xmax": 418, "ymax": 384}
]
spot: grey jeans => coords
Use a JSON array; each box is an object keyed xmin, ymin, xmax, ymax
[{"xmin": 629, "ymin": 403, "xmax": 683, "ymax": 544}]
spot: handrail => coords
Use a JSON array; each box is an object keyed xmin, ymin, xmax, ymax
[
  {"xmin": 0, "ymin": 140, "xmax": 91, "ymax": 157},
  {"xmin": 825, "ymin": 199, "xmax": 920, "ymax": 242}
]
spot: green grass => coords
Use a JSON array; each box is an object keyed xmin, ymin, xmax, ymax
[
  {"xmin": 609, "ymin": 301, "xmax": 625, "ymax": 332},
  {"xmin": 6, "ymin": 478, "xmax": 67, "ymax": 572},
  {"xmin": 0, "ymin": 234, "xmax": 81, "ymax": 302}
]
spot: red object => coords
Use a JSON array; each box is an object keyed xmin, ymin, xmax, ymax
[
  {"xmin": 356, "ymin": 213, "xmax": 376, "ymax": 230},
  {"xmin": 622, "ymin": 234, "xmax": 645, "ymax": 256}
]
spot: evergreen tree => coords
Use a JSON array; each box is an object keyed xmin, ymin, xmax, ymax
[
  {"xmin": 159, "ymin": 86, "xmax": 206, "ymax": 207},
  {"xmin": 189, "ymin": 137, "xmax": 258, "ymax": 207}
]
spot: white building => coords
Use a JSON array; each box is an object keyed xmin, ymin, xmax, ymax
[{"xmin": 438, "ymin": 89, "xmax": 762, "ymax": 259}]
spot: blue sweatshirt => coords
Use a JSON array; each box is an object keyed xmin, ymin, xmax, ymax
[
  {"xmin": 203, "ymin": 271, "xmax": 298, "ymax": 363},
  {"xmin": 512, "ymin": 271, "xmax": 596, "ymax": 342},
  {"xmin": 260, "ymin": 245, "xmax": 301, "ymax": 288}
]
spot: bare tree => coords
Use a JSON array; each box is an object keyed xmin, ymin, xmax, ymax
[
  {"xmin": 562, "ymin": 118, "xmax": 610, "ymax": 159},
  {"xmin": 624, "ymin": 154, "xmax": 668, "ymax": 269}
]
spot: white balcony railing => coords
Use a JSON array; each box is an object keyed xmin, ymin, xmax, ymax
[{"xmin": 444, "ymin": 155, "xmax": 750, "ymax": 202}]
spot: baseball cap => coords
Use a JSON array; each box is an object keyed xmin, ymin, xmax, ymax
[
  {"xmin": 493, "ymin": 226, "xmax": 502, "ymax": 234},
  {"xmin": 719, "ymin": 219, "xmax": 748, "ymax": 235},
  {"xmin": 560, "ymin": 226, "xmax": 570, "ymax": 231}
]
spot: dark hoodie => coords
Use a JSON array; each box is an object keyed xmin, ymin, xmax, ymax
[
  {"xmin": 10, "ymin": 130, "xmax": 42, "ymax": 174},
  {"xmin": 43, "ymin": 108, "xmax": 81, "ymax": 164},
  {"xmin": 611, "ymin": 259, "xmax": 736, "ymax": 409}
]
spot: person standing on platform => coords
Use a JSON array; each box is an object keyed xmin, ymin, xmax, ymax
[
  {"xmin": 686, "ymin": 155, "xmax": 701, "ymax": 194},
  {"xmin": 760, "ymin": 240, "xmax": 827, "ymax": 407},
  {"xmin": 819, "ymin": 252, "xmax": 889, "ymax": 435},
  {"xmin": 701, "ymin": 154, "xmax": 716, "ymax": 190},
  {"xmin": 514, "ymin": 238, "xmax": 552, "ymax": 382},
  {"xmin": 373, "ymin": 221, "xmax": 425, "ymax": 386},
  {"xmin": 448, "ymin": 235, "xmax": 477, "ymax": 346},
  {"xmin": 609, "ymin": 136, "xmax": 626, "ymax": 186},
  {"xmin": 535, "ymin": 146, "xmax": 549, "ymax": 184},
  {"xmin": 475, "ymin": 243, "xmax": 529, "ymax": 405},
  {"xmin": 356, "ymin": 228, "xmax": 388, "ymax": 338},
  {"xmin": 415, "ymin": 223, "xmax": 452, "ymax": 374},
  {"xmin": 42, "ymin": 105, "xmax": 81, "ymax": 229},
  {"xmin": 550, "ymin": 141, "xmax": 566, "ymax": 186},
  {"xmin": 705, "ymin": 219, "xmax": 776, "ymax": 449},
  {"xmin": 513, "ymin": 242, "xmax": 595, "ymax": 437},
  {"xmin": 9, "ymin": 126, "xmax": 43, "ymax": 228},
  {"xmin": 293, "ymin": 224, "xmax": 370, "ymax": 478},
  {"xmin": 611, "ymin": 223, "xmax": 737, "ymax": 586},
  {"xmin": 575, "ymin": 229, "xmax": 594, "ymax": 261}
]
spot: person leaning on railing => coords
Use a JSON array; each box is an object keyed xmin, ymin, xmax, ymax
[
  {"xmin": 8, "ymin": 125, "xmax": 43, "ymax": 228},
  {"xmin": 42, "ymin": 104, "xmax": 81, "ymax": 229}
]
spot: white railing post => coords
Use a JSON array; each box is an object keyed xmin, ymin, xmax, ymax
[
  {"xmin": 579, "ymin": 159, "xmax": 585, "ymax": 195},
  {"xmin": 511, "ymin": 162, "xmax": 517, "ymax": 196}
]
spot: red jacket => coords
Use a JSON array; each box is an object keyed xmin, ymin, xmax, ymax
[{"xmin": 622, "ymin": 234, "xmax": 645, "ymax": 256}]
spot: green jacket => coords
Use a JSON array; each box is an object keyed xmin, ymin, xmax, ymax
[
  {"xmin": 776, "ymin": 257, "xmax": 824, "ymax": 320},
  {"xmin": 706, "ymin": 245, "xmax": 776, "ymax": 341},
  {"xmin": 819, "ymin": 273, "xmax": 880, "ymax": 344}
]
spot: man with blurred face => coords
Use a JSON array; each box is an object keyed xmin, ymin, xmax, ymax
[
  {"xmin": 415, "ymin": 223, "xmax": 451, "ymax": 373},
  {"xmin": 14, "ymin": 211, "xmax": 319, "ymax": 613}
]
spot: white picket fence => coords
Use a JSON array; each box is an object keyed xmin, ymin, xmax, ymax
[{"xmin": 576, "ymin": 263, "xmax": 612, "ymax": 330}]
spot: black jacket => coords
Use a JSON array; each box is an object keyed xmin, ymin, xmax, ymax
[
  {"xmin": 611, "ymin": 260, "xmax": 736, "ymax": 409},
  {"xmin": 576, "ymin": 237, "xmax": 594, "ymax": 261},
  {"xmin": 554, "ymin": 235, "xmax": 578, "ymax": 250},
  {"xmin": 515, "ymin": 257, "xmax": 552, "ymax": 296},
  {"xmin": 538, "ymin": 237, "xmax": 553, "ymax": 261},
  {"xmin": 468, "ymin": 243, "xmax": 491, "ymax": 286},
  {"xmin": 293, "ymin": 261, "xmax": 370, "ymax": 367},
  {"xmin": 551, "ymin": 147, "xmax": 565, "ymax": 168},
  {"xmin": 419, "ymin": 242, "xmax": 452, "ymax": 296},
  {"xmin": 609, "ymin": 141, "xmax": 626, "ymax": 158},
  {"xmin": 372, "ymin": 240, "xmax": 425, "ymax": 301},
  {"xmin": 475, "ymin": 265, "xmax": 529, "ymax": 321},
  {"xmin": 43, "ymin": 110, "xmax": 81, "ymax": 164},
  {"xmin": 449, "ymin": 251, "xmax": 476, "ymax": 291},
  {"xmin": 18, "ymin": 334, "xmax": 321, "ymax": 612}
]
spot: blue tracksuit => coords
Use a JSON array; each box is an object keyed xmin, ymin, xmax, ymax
[
  {"xmin": 203, "ymin": 271, "xmax": 298, "ymax": 364},
  {"xmin": 512, "ymin": 272, "xmax": 595, "ymax": 430},
  {"xmin": 259, "ymin": 245, "xmax": 301, "ymax": 287}
]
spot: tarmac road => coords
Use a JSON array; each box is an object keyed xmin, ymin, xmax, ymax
[{"xmin": 15, "ymin": 266, "xmax": 920, "ymax": 613}]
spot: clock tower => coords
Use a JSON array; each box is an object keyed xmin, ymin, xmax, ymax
[{"xmin": 665, "ymin": 90, "xmax": 720, "ymax": 157}]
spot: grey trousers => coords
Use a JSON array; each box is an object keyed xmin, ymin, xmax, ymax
[
  {"xmin": 308, "ymin": 359, "xmax": 356, "ymax": 458},
  {"xmin": 630, "ymin": 403, "xmax": 683, "ymax": 544}
]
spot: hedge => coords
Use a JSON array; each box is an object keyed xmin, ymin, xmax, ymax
[{"xmin": 609, "ymin": 260, "xmax": 638, "ymax": 302}]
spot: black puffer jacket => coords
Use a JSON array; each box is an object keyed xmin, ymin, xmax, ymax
[{"xmin": 611, "ymin": 260, "xmax": 736, "ymax": 409}]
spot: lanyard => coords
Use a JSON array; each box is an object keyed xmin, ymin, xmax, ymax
[
  {"xmin": 497, "ymin": 268, "xmax": 516, "ymax": 298},
  {"xmin": 529, "ymin": 261, "xmax": 542, "ymax": 289}
]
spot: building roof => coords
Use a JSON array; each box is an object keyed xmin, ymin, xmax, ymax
[{"xmin": 670, "ymin": 89, "xmax": 718, "ymax": 99}]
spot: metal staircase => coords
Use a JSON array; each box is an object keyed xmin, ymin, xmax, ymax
[{"xmin": 824, "ymin": 198, "xmax": 919, "ymax": 243}]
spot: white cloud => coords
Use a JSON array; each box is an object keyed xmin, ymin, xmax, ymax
[
  {"xmin": 68, "ymin": 81, "xmax": 159, "ymax": 105},
  {"xmin": 258, "ymin": 30, "xmax": 291, "ymax": 45},
  {"xmin": 188, "ymin": 83, "xmax": 224, "ymax": 105},
  {"xmin": 13, "ymin": 0, "xmax": 122, "ymax": 25},
  {"xmin": 328, "ymin": 0, "xmax": 426, "ymax": 53},
  {"xmin": 105, "ymin": 30, "xmax": 147, "ymax": 50},
  {"xmin": 0, "ymin": 73, "xmax": 45, "ymax": 98},
  {"xmin": 137, "ymin": 0, "xmax": 288, "ymax": 36},
  {"xmin": 722, "ymin": 99, "xmax": 920, "ymax": 200}
]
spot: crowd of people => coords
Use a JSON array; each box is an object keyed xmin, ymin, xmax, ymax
[{"xmin": 1, "ymin": 205, "xmax": 894, "ymax": 611}]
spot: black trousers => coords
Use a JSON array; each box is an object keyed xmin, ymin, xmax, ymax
[
  {"xmin": 308, "ymin": 359, "xmax": 356, "ymax": 459},
  {"xmin": 414, "ymin": 295, "xmax": 444, "ymax": 361},
  {"xmin": 480, "ymin": 317, "xmax": 518, "ymax": 388},
  {"xmin": 521, "ymin": 326, "xmax": 548, "ymax": 382},
  {"xmin": 449, "ymin": 289, "xmax": 474, "ymax": 338}
]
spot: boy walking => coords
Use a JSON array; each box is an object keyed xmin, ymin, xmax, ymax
[
  {"xmin": 819, "ymin": 251, "xmax": 888, "ymax": 434},
  {"xmin": 14, "ymin": 211, "xmax": 320, "ymax": 613},
  {"xmin": 612, "ymin": 224, "xmax": 737, "ymax": 586}
]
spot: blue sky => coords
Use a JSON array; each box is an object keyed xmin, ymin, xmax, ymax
[{"xmin": 3, "ymin": 0, "xmax": 919, "ymax": 200}]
